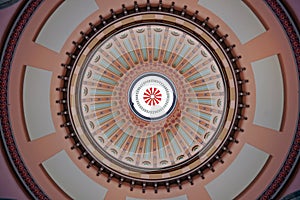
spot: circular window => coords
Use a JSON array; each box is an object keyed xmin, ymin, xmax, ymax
[{"xmin": 128, "ymin": 72, "xmax": 177, "ymax": 122}]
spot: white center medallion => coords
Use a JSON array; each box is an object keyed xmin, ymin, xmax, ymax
[{"xmin": 128, "ymin": 73, "xmax": 177, "ymax": 121}]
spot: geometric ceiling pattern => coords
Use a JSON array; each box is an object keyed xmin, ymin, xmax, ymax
[{"xmin": 0, "ymin": 0, "xmax": 299, "ymax": 200}]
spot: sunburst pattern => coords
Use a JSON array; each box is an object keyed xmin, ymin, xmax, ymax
[
  {"xmin": 70, "ymin": 23, "xmax": 235, "ymax": 172},
  {"xmin": 143, "ymin": 87, "xmax": 162, "ymax": 106}
]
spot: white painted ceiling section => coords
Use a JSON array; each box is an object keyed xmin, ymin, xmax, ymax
[
  {"xmin": 197, "ymin": 0, "xmax": 266, "ymax": 44},
  {"xmin": 23, "ymin": 66, "xmax": 55, "ymax": 141},
  {"xmin": 42, "ymin": 150, "xmax": 108, "ymax": 200},
  {"xmin": 35, "ymin": 0, "xmax": 99, "ymax": 52},
  {"xmin": 205, "ymin": 143, "xmax": 269, "ymax": 200},
  {"xmin": 126, "ymin": 194, "xmax": 188, "ymax": 200},
  {"xmin": 251, "ymin": 55, "xmax": 284, "ymax": 131}
]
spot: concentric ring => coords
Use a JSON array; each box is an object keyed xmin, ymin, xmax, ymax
[{"xmin": 66, "ymin": 6, "xmax": 241, "ymax": 184}]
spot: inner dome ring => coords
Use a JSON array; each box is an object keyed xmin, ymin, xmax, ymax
[
  {"xmin": 67, "ymin": 13, "xmax": 237, "ymax": 180},
  {"xmin": 74, "ymin": 23, "xmax": 228, "ymax": 172}
]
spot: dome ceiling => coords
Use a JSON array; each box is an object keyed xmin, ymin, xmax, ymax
[{"xmin": 0, "ymin": 0, "xmax": 299, "ymax": 200}]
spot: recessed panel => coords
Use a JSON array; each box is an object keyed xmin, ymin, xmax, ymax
[
  {"xmin": 23, "ymin": 66, "xmax": 55, "ymax": 141},
  {"xmin": 35, "ymin": 0, "xmax": 98, "ymax": 52},
  {"xmin": 126, "ymin": 195, "xmax": 188, "ymax": 200},
  {"xmin": 251, "ymin": 55, "xmax": 284, "ymax": 131},
  {"xmin": 42, "ymin": 150, "xmax": 108, "ymax": 199},
  {"xmin": 197, "ymin": 0, "xmax": 266, "ymax": 44},
  {"xmin": 205, "ymin": 143, "xmax": 269, "ymax": 200}
]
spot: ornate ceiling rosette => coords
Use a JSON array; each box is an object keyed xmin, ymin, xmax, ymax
[{"xmin": 59, "ymin": 1, "xmax": 246, "ymax": 190}]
